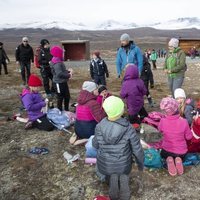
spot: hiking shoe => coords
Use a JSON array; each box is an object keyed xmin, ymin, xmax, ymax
[
  {"xmin": 25, "ymin": 121, "xmax": 33, "ymax": 129},
  {"xmin": 119, "ymin": 174, "xmax": 130, "ymax": 200},
  {"xmin": 166, "ymin": 156, "xmax": 177, "ymax": 176},
  {"xmin": 109, "ymin": 174, "xmax": 119, "ymax": 200},
  {"xmin": 175, "ymin": 157, "xmax": 184, "ymax": 175}
]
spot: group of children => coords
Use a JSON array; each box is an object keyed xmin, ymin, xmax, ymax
[{"xmin": 17, "ymin": 43, "xmax": 200, "ymax": 199}]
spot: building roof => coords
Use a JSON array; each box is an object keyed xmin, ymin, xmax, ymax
[{"xmin": 60, "ymin": 40, "xmax": 89, "ymax": 44}]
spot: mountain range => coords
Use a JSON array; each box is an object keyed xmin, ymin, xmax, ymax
[{"xmin": 0, "ymin": 17, "xmax": 200, "ymax": 30}]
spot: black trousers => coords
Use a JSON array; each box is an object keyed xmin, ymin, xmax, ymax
[
  {"xmin": 40, "ymin": 66, "xmax": 54, "ymax": 94},
  {"xmin": 129, "ymin": 106, "xmax": 148, "ymax": 124},
  {"xmin": 152, "ymin": 60, "xmax": 157, "ymax": 69},
  {"xmin": 0, "ymin": 61, "xmax": 8, "ymax": 74},
  {"xmin": 32, "ymin": 115, "xmax": 54, "ymax": 131},
  {"xmin": 20, "ymin": 61, "xmax": 31, "ymax": 83},
  {"xmin": 161, "ymin": 149, "xmax": 186, "ymax": 161},
  {"xmin": 94, "ymin": 75, "xmax": 106, "ymax": 85},
  {"xmin": 53, "ymin": 82, "xmax": 70, "ymax": 111}
]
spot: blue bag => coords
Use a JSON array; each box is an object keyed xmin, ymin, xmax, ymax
[
  {"xmin": 85, "ymin": 135, "xmax": 97, "ymax": 158},
  {"xmin": 144, "ymin": 148, "xmax": 163, "ymax": 168},
  {"xmin": 47, "ymin": 108, "xmax": 70, "ymax": 130},
  {"xmin": 183, "ymin": 153, "xmax": 200, "ymax": 166}
]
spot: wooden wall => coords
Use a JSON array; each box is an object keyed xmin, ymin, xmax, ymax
[{"xmin": 179, "ymin": 39, "xmax": 200, "ymax": 54}]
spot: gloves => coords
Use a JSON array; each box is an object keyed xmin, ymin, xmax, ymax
[
  {"xmin": 118, "ymin": 75, "xmax": 120, "ymax": 78},
  {"xmin": 106, "ymin": 73, "xmax": 109, "ymax": 78}
]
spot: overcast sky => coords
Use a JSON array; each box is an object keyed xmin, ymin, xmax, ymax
[{"xmin": 0, "ymin": 0, "xmax": 199, "ymax": 25}]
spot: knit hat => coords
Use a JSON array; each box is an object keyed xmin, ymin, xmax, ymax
[
  {"xmin": 174, "ymin": 88, "xmax": 186, "ymax": 99},
  {"xmin": 98, "ymin": 85, "xmax": 107, "ymax": 94},
  {"xmin": 82, "ymin": 81, "xmax": 98, "ymax": 92},
  {"xmin": 103, "ymin": 96, "xmax": 124, "ymax": 120},
  {"xmin": 93, "ymin": 50, "xmax": 100, "ymax": 57},
  {"xmin": 22, "ymin": 36, "xmax": 29, "ymax": 42},
  {"xmin": 160, "ymin": 97, "xmax": 179, "ymax": 116},
  {"xmin": 120, "ymin": 33, "xmax": 130, "ymax": 41},
  {"xmin": 168, "ymin": 38, "xmax": 179, "ymax": 48},
  {"xmin": 28, "ymin": 74, "xmax": 42, "ymax": 87},
  {"xmin": 40, "ymin": 39, "xmax": 50, "ymax": 47},
  {"xmin": 50, "ymin": 46, "xmax": 63, "ymax": 58}
]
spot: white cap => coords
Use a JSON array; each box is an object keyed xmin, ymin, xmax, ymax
[
  {"xmin": 174, "ymin": 88, "xmax": 186, "ymax": 99},
  {"xmin": 82, "ymin": 81, "xmax": 97, "ymax": 92},
  {"xmin": 168, "ymin": 38, "xmax": 179, "ymax": 48}
]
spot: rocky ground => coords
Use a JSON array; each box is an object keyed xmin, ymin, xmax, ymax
[{"xmin": 0, "ymin": 57, "xmax": 200, "ymax": 200}]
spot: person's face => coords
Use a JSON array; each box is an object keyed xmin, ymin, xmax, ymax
[
  {"xmin": 168, "ymin": 46, "xmax": 174, "ymax": 52},
  {"xmin": 121, "ymin": 40, "xmax": 129, "ymax": 47},
  {"xmin": 93, "ymin": 88, "xmax": 98, "ymax": 96},
  {"xmin": 92, "ymin": 54, "xmax": 97, "ymax": 59},
  {"xmin": 100, "ymin": 90, "xmax": 108, "ymax": 97},
  {"xmin": 176, "ymin": 97, "xmax": 185, "ymax": 104},
  {"xmin": 44, "ymin": 43, "xmax": 50, "ymax": 49},
  {"xmin": 23, "ymin": 40, "xmax": 28, "ymax": 46}
]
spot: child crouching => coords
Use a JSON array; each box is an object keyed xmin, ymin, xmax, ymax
[{"xmin": 92, "ymin": 96, "xmax": 144, "ymax": 200}]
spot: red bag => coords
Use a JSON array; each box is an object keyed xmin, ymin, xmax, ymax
[
  {"xmin": 34, "ymin": 46, "xmax": 41, "ymax": 68},
  {"xmin": 93, "ymin": 196, "xmax": 110, "ymax": 200}
]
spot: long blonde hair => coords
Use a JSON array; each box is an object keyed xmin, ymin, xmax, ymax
[{"xmin": 179, "ymin": 100, "xmax": 186, "ymax": 117}]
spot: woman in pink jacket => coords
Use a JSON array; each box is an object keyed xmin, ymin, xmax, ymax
[{"xmin": 159, "ymin": 97, "xmax": 192, "ymax": 176}]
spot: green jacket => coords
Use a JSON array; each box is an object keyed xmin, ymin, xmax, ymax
[
  {"xmin": 164, "ymin": 47, "xmax": 186, "ymax": 78},
  {"xmin": 150, "ymin": 51, "xmax": 157, "ymax": 61}
]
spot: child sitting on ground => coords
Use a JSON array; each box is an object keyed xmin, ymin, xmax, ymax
[
  {"xmin": 158, "ymin": 97, "xmax": 192, "ymax": 176},
  {"xmin": 174, "ymin": 88, "xmax": 195, "ymax": 126},
  {"xmin": 120, "ymin": 64, "xmax": 148, "ymax": 126},
  {"xmin": 187, "ymin": 99, "xmax": 200, "ymax": 153},
  {"xmin": 96, "ymin": 85, "xmax": 111, "ymax": 107},
  {"xmin": 70, "ymin": 81, "xmax": 106, "ymax": 145},
  {"xmin": 21, "ymin": 74, "xmax": 54, "ymax": 131},
  {"xmin": 92, "ymin": 96, "xmax": 144, "ymax": 200}
]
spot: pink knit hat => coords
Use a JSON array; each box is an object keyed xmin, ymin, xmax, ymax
[
  {"xmin": 160, "ymin": 97, "xmax": 179, "ymax": 115},
  {"xmin": 50, "ymin": 46, "xmax": 63, "ymax": 58}
]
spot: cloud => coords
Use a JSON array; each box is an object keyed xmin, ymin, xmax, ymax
[{"xmin": 0, "ymin": 0, "xmax": 199, "ymax": 24}]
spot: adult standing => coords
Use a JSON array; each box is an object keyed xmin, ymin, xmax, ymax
[
  {"xmin": 116, "ymin": 33, "xmax": 143, "ymax": 78},
  {"xmin": 38, "ymin": 39, "xmax": 54, "ymax": 96},
  {"xmin": 15, "ymin": 37, "xmax": 34, "ymax": 85},
  {"xmin": 0, "ymin": 42, "xmax": 10, "ymax": 75},
  {"xmin": 164, "ymin": 38, "xmax": 186, "ymax": 96}
]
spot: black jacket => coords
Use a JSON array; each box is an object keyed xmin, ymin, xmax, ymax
[
  {"xmin": 0, "ymin": 48, "xmax": 9, "ymax": 63},
  {"xmin": 90, "ymin": 58, "xmax": 109, "ymax": 78},
  {"xmin": 38, "ymin": 47, "xmax": 52, "ymax": 66},
  {"xmin": 15, "ymin": 44, "xmax": 34, "ymax": 63},
  {"xmin": 140, "ymin": 55, "xmax": 154, "ymax": 86}
]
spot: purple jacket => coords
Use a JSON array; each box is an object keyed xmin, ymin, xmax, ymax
[
  {"xmin": 21, "ymin": 88, "xmax": 46, "ymax": 121},
  {"xmin": 120, "ymin": 65, "xmax": 147, "ymax": 115}
]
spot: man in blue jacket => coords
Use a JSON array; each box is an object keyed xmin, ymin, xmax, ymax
[{"xmin": 116, "ymin": 33, "xmax": 143, "ymax": 78}]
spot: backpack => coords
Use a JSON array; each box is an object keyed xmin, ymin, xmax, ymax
[
  {"xmin": 34, "ymin": 46, "xmax": 41, "ymax": 68},
  {"xmin": 144, "ymin": 148, "xmax": 163, "ymax": 168}
]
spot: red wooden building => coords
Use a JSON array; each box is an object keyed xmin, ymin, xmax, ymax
[{"xmin": 61, "ymin": 40, "xmax": 90, "ymax": 61}]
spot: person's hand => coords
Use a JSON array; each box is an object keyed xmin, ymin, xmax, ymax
[
  {"xmin": 164, "ymin": 69, "xmax": 168, "ymax": 74},
  {"xmin": 167, "ymin": 70, "xmax": 171, "ymax": 74},
  {"xmin": 16, "ymin": 61, "xmax": 19, "ymax": 65},
  {"xmin": 118, "ymin": 75, "xmax": 120, "ymax": 78},
  {"xmin": 150, "ymin": 84, "xmax": 154, "ymax": 89},
  {"xmin": 106, "ymin": 73, "xmax": 109, "ymax": 78}
]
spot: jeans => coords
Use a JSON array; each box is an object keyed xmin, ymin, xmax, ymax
[
  {"xmin": 168, "ymin": 76, "xmax": 184, "ymax": 96},
  {"xmin": 20, "ymin": 62, "xmax": 31, "ymax": 83}
]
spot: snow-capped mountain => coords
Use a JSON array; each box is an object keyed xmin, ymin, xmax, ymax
[
  {"xmin": 150, "ymin": 17, "xmax": 200, "ymax": 30},
  {"xmin": 0, "ymin": 18, "xmax": 200, "ymax": 30}
]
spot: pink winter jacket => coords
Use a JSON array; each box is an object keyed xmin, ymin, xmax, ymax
[{"xmin": 158, "ymin": 114, "xmax": 192, "ymax": 154}]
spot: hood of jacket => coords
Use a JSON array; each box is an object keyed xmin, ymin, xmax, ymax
[
  {"xmin": 124, "ymin": 65, "xmax": 139, "ymax": 80},
  {"xmin": 77, "ymin": 90, "xmax": 97, "ymax": 105},
  {"xmin": 100, "ymin": 117, "xmax": 130, "ymax": 145}
]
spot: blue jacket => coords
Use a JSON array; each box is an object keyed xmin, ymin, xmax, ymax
[{"xmin": 116, "ymin": 43, "xmax": 143, "ymax": 76}]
